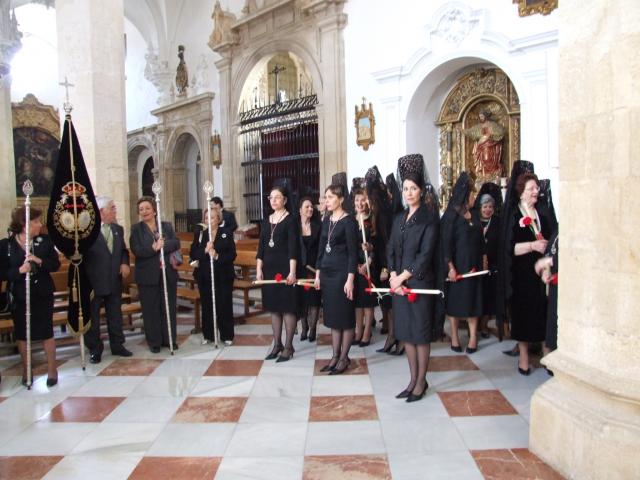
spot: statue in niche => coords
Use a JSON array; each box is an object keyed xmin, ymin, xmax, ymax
[
  {"xmin": 241, "ymin": 0, "xmax": 257, "ymax": 15},
  {"xmin": 463, "ymin": 110, "xmax": 505, "ymax": 178},
  {"xmin": 209, "ymin": 0, "xmax": 238, "ymax": 49},
  {"xmin": 175, "ymin": 45, "xmax": 189, "ymax": 97}
]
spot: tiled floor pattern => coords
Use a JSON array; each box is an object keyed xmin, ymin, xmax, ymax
[{"xmin": 0, "ymin": 312, "xmax": 564, "ymax": 479}]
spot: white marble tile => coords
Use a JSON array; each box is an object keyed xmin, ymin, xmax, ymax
[
  {"xmin": 12, "ymin": 375, "xmax": 89, "ymax": 401},
  {"xmin": 311, "ymin": 374, "xmax": 373, "ymax": 396},
  {"xmin": 218, "ymin": 346, "xmax": 271, "ymax": 360},
  {"xmin": 0, "ymin": 396, "xmax": 61, "ymax": 425},
  {"xmin": 72, "ymin": 376, "xmax": 146, "ymax": 397},
  {"xmin": 0, "ymin": 375, "xmax": 31, "ymax": 396},
  {"xmin": 146, "ymin": 423, "xmax": 236, "ymax": 456},
  {"xmin": 500, "ymin": 388, "xmax": 534, "ymax": 423},
  {"xmin": 240, "ymin": 396, "xmax": 310, "ymax": 423},
  {"xmin": 215, "ymin": 456, "xmax": 304, "ymax": 480},
  {"xmin": 251, "ymin": 374, "xmax": 313, "ymax": 397},
  {"xmin": 181, "ymin": 347, "xmax": 223, "ymax": 360},
  {"xmin": 380, "ymin": 418, "xmax": 467, "ymax": 453},
  {"xmin": 0, "ymin": 421, "xmax": 29, "ymax": 449},
  {"xmin": 428, "ymin": 371, "xmax": 495, "ymax": 392},
  {"xmin": 57, "ymin": 356, "xmax": 116, "ymax": 376},
  {"xmin": 190, "ymin": 376, "xmax": 256, "ymax": 397},
  {"xmin": 150, "ymin": 358, "xmax": 212, "ymax": 377},
  {"xmin": 234, "ymin": 324, "xmax": 273, "ymax": 335},
  {"xmin": 314, "ymin": 345, "xmax": 365, "ymax": 359},
  {"xmin": 305, "ymin": 421, "xmax": 385, "ymax": 455},
  {"xmin": 71, "ymin": 422, "xmax": 165, "ymax": 455},
  {"xmin": 104, "ymin": 396, "xmax": 185, "ymax": 423},
  {"xmin": 42, "ymin": 452, "xmax": 143, "ymax": 480},
  {"xmin": 374, "ymin": 390, "xmax": 450, "ymax": 421},
  {"xmin": 259, "ymin": 361, "xmax": 315, "ymax": 377},
  {"xmin": 129, "ymin": 376, "xmax": 200, "ymax": 398},
  {"xmin": 0, "ymin": 421, "xmax": 98, "ymax": 455},
  {"xmin": 452, "ymin": 415, "xmax": 530, "ymax": 450},
  {"xmin": 388, "ymin": 451, "xmax": 483, "ymax": 480},
  {"xmin": 225, "ymin": 422, "xmax": 307, "ymax": 457},
  {"xmin": 484, "ymin": 367, "xmax": 550, "ymax": 391}
]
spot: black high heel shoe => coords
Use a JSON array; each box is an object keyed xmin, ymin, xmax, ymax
[
  {"xmin": 300, "ymin": 330, "xmax": 308, "ymax": 341},
  {"xmin": 518, "ymin": 366, "xmax": 532, "ymax": 376},
  {"xmin": 329, "ymin": 357, "xmax": 350, "ymax": 375},
  {"xmin": 276, "ymin": 346, "xmax": 295, "ymax": 363},
  {"xmin": 395, "ymin": 387, "xmax": 413, "ymax": 399},
  {"xmin": 359, "ymin": 338, "xmax": 371, "ymax": 348},
  {"xmin": 46, "ymin": 376, "xmax": 58, "ymax": 387},
  {"xmin": 393, "ymin": 344, "xmax": 405, "ymax": 356},
  {"xmin": 320, "ymin": 356, "xmax": 339, "ymax": 372},
  {"xmin": 406, "ymin": 382, "xmax": 429, "ymax": 403},
  {"xmin": 265, "ymin": 344, "xmax": 284, "ymax": 360},
  {"xmin": 308, "ymin": 329, "xmax": 316, "ymax": 342},
  {"xmin": 450, "ymin": 344, "xmax": 463, "ymax": 353},
  {"xmin": 376, "ymin": 339, "xmax": 398, "ymax": 354},
  {"xmin": 351, "ymin": 337, "xmax": 362, "ymax": 346}
]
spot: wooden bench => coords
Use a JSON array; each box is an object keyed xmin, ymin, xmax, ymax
[
  {"xmin": 177, "ymin": 286, "xmax": 201, "ymax": 333},
  {"xmin": 233, "ymin": 250, "xmax": 262, "ymax": 319}
]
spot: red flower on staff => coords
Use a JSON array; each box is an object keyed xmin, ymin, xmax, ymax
[
  {"xmin": 407, "ymin": 291, "xmax": 418, "ymax": 303},
  {"xmin": 550, "ymin": 273, "xmax": 558, "ymax": 285},
  {"xmin": 274, "ymin": 273, "xmax": 283, "ymax": 282},
  {"xmin": 303, "ymin": 284, "xmax": 311, "ymax": 291}
]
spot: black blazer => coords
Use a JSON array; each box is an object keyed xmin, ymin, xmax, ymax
[
  {"xmin": 7, "ymin": 234, "xmax": 60, "ymax": 299},
  {"xmin": 84, "ymin": 223, "xmax": 130, "ymax": 296},
  {"xmin": 299, "ymin": 219, "xmax": 322, "ymax": 270},
  {"xmin": 387, "ymin": 204, "xmax": 439, "ymax": 287},
  {"xmin": 221, "ymin": 210, "xmax": 238, "ymax": 232},
  {"xmin": 190, "ymin": 225, "xmax": 236, "ymax": 283},
  {"xmin": 130, "ymin": 221, "xmax": 180, "ymax": 286},
  {"xmin": 0, "ymin": 237, "xmax": 9, "ymax": 282}
]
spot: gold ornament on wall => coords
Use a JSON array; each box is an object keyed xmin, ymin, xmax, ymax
[
  {"xmin": 355, "ymin": 97, "xmax": 375, "ymax": 151},
  {"xmin": 517, "ymin": 0, "xmax": 558, "ymax": 17},
  {"xmin": 212, "ymin": 131, "xmax": 221, "ymax": 169}
]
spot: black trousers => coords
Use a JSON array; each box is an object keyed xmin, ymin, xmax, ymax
[
  {"xmin": 138, "ymin": 280, "xmax": 177, "ymax": 348},
  {"xmin": 198, "ymin": 277, "xmax": 234, "ymax": 342},
  {"xmin": 85, "ymin": 291, "xmax": 125, "ymax": 353}
]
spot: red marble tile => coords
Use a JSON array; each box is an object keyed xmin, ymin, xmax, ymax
[
  {"xmin": 3, "ymin": 359, "xmax": 65, "ymax": 377},
  {"xmin": 129, "ymin": 456, "xmax": 221, "ymax": 480},
  {"xmin": 44, "ymin": 397, "xmax": 125, "ymax": 422},
  {"xmin": 172, "ymin": 397, "xmax": 247, "ymax": 423},
  {"xmin": 99, "ymin": 359, "xmax": 163, "ymax": 376},
  {"xmin": 309, "ymin": 395, "xmax": 378, "ymax": 422},
  {"xmin": 314, "ymin": 358, "xmax": 368, "ymax": 375},
  {"xmin": 231, "ymin": 334, "xmax": 273, "ymax": 346},
  {"xmin": 303, "ymin": 455, "xmax": 392, "ymax": 480},
  {"xmin": 317, "ymin": 334, "xmax": 332, "ymax": 346},
  {"xmin": 428, "ymin": 355, "xmax": 480, "ymax": 372},
  {"xmin": 438, "ymin": 390, "xmax": 517, "ymax": 417},
  {"xmin": 204, "ymin": 359, "xmax": 263, "ymax": 376},
  {"xmin": 0, "ymin": 456, "xmax": 63, "ymax": 480},
  {"xmin": 471, "ymin": 449, "xmax": 566, "ymax": 480},
  {"xmin": 0, "ymin": 397, "xmax": 6, "ymax": 404}
]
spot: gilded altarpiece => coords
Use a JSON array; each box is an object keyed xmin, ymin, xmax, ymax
[{"xmin": 437, "ymin": 68, "xmax": 520, "ymax": 207}]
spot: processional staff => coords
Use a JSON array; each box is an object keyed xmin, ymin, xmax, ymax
[
  {"xmin": 22, "ymin": 180, "xmax": 34, "ymax": 389},
  {"xmin": 152, "ymin": 180, "xmax": 175, "ymax": 355},
  {"xmin": 203, "ymin": 181, "xmax": 220, "ymax": 348}
]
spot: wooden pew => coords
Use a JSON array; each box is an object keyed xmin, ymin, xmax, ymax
[{"xmin": 233, "ymin": 250, "xmax": 262, "ymax": 319}]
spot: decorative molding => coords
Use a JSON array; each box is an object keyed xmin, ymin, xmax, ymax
[
  {"xmin": 430, "ymin": 3, "xmax": 477, "ymax": 46},
  {"xmin": 0, "ymin": 0, "xmax": 22, "ymax": 77},
  {"xmin": 11, "ymin": 94, "xmax": 60, "ymax": 139},
  {"xmin": 517, "ymin": 0, "xmax": 558, "ymax": 17},
  {"xmin": 144, "ymin": 47, "xmax": 173, "ymax": 106}
]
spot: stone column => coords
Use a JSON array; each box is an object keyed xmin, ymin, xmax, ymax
[
  {"xmin": 529, "ymin": 1, "xmax": 640, "ymax": 479},
  {"xmin": 0, "ymin": 1, "xmax": 21, "ymax": 230},
  {"xmin": 55, "ymin": 0, "xmax": 130, "ymax": 230}
]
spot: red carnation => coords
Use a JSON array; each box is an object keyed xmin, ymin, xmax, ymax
[
  {"xmin": 303, "ymin": 284, "xmax": 311, "ymax": 291},
  {"xmin": 523, "ymin": 216, "xmax": 532, "ymax": 226},
  {"xmin": 407, "ymin": 292, "xmax": 418, "ymax": 303},
  {"xmin": 364, "ymin": 287, "xmax": 372, "ymax": 293},
  {"xmin": 550, "ymin": 273, "xmax": 558, "ymax": 285},
  {"xmin": 274, "ymin": 273, "xmax": 283, "ymax": 282}
]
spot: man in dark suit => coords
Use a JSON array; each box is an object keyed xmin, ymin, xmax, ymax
[
  {"xmin": 211, "ymin": 196, "xmax": 238, "ymax": 232},
  {"xmin": 84, "ymin": 196, "xmax": 133, "ymax": 363}
]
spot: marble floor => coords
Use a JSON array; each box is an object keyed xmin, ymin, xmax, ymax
[{"xmin": 0, "ymin": 312, "xmax": 565, "ymax": 480}]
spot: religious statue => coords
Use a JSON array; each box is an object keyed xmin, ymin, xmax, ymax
[
  {"xmin": 209, "ymin": 0, "xmax": 238, "ymax": 49},
  {"xmin": 463, "ymin": 110, "xmax": 505, "ymax": 178},
  {"xmin": 175, "ymin": 45, "xmax": 188, "ymax": 97},
  {"xmin": 241, "ymin": 0, "xmax": 258, "ymax": 16}
]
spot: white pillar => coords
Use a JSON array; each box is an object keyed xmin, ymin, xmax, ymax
[
  {"xmin": 529, "ymin": 1, "xmax": 640, "ymax": 479},
  {"xmin": 55, "ymin": 0, "xmax": 130, "ymax": 230}
]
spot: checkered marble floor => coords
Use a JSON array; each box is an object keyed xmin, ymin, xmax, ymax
[{"xmin": 0, "ymin": 313, "xmax": 565, "ymax": 480}]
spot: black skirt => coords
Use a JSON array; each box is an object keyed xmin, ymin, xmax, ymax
[{"xmin": 12, "ymin": 292, "xmax": 54, "ymax": 341}]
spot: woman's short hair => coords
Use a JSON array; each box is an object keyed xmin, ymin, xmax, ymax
[
  {"xmin": 270, "ymin": 185, "xmax": 288, "ymax": 199},
  {"xmin": 325, "ymin": 184, "xmax": 346, "ymax": 199},
  {"xmin": 136, "ymin": 196, "xmax": 156, "ymax": 212},
  {"xmin": 479, "ymin": 194, "xmax": 496, "ymax": 206},
  {"xmin": 352, "ymin": 187, "xmax": 366, "ymax": 198},
  {"xmin": 515, "ymin": 173, "xmax": 539, "ymax": 197},
  {"xmin": 10, "ymin": 207, "xmax": 42, "ymax": 234},
  {"xmin": 401, "ymin": 172, "xmax": 425, "ymax": 192}
]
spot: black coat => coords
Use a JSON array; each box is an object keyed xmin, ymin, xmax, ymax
[
  {"xmin": 130, "ymin": 221, "xmax": 180, "ymax": 286},
  {"xmin": 190, "ymin": 226, "xmax": 236, "ymax": 284},
  {"xmin": 8, "ymin": 234, "xmax": 60, "ymax": 299},
  {"xmin": 84, "ymin": 223, "xmax": 130, "ymax": 296},
  {"xmin": 299, "ymin": 218, "xmax": 322, "ymax": 272},
  {"xmin": 221, "ymin": 210, "xmax": 238, "ymax": 232}
]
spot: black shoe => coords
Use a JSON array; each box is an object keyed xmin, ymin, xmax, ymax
[
  {"xmin": 450, "ymin": 344, "xmax": 462, "ymax": 353},
  {"xmin": 150, "ymin": 346, "xmax": 161, "ymax": 353},
  {"xmin": 308, "ymin": 330, "xmax": 316, "ymax": 342},
  {"xmin": 111, "ymin": 347, "xmax": 133, "ymax": 357},
  {"xmin": 518, "ymin": 366, "xmax": 532, "ymax": 376},
  {"xmin": 351, "ymin": 337, "xmax": 362, "ymax": 346},
  {"xmin": 90, "ymin": 352, "xmax": 102, "ymax": 364},
  {"xmin": 265, "ymin": 344, "xmax": 283, "ymax": 360},
  {"xmin": 359, "ymin": 339, "xmax": 371, "ymax": 347},
  {"xmin": 46, "ymin": 376, "xmax": 58, "ymax": 387},
  {"xmin": 276, "ymin": 347, "xmax": 294, "ymax": 363},
  {"xmin": 465, "ymin": 346, "xmax": 477, "ymax": 354},
  {"xmin": 376, "ymin": 339, "xmax": 398, "ymax": 354},
  {"xmin": 503, "ymin": 347, "xmax": 520, "ymax": 357},
  {"xmin": 380, "ymin": 327, "xmax": 389, "ymax": 335},
  {"xmin": 406, "ymin": 383, "xmax": 428, "ymax": 403},
  {"xmin": 162, "ymin": 342, "xmax": 179, "ymax": 350},
  {"xmin": 320, "ymin": 356, "xmax": 339, "ymax": 372},
  {"xmin": 395, "ymin": 388, "xmax": 412, "ymax": 399},
  {"xmin": 328, "ymin": 358, "xmax": 350, "ymax": 375},
  {"xmin": 393, "ymin": 345, "xmax": 405, "ymax": 356},
  {"xmin": 545, "ymin": 367, "xmax": 554, "ymax": 377},
  {"xmin": 480, "ymin": 331, "xmax": 491, "ymax": 339},
  {"xmin": 300, "ymin": 330, "xmax": 308, "ymax": 341}
]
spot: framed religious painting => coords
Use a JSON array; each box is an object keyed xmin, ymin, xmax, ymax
[
  {"xmin": 355, "ymin": 98, "xmax": 375, "ymax": 151},
  {"xmin": 517, "ymin": 0, "xmax": 558, "ymax": 16}
]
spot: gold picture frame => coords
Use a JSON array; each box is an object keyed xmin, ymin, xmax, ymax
[
  {"xmin": 517, "ymin": 0, "xmax": 558, "ymax": 17},
  {"xmin": 355, "ymin": 97, "xmax": 375, "ymax": 151},
  {"xmin": 212, "ymin": 131, "xmax": 221, "ymax": 168}
]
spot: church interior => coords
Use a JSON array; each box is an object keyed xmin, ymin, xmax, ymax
[{"xmin": 0, "ymin": 0, "xmax": 638, "ymax": 479}]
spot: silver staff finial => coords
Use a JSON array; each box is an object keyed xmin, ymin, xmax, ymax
[
  {"xmin": 152, "ymin": 180, "xmax": 162, "ymax": 195},
  {"xmin": 22, "ymin": 179, "xmax": 34, "ymax": 196},
  {"xmin": 203, "ymin": 180, "xmax": 214, "ymax": 196},
  {"xmin": 59, "ymin": 76, "xmax": 75, "ymax": 115}
]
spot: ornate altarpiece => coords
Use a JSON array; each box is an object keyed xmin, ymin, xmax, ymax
[
  {"xmin": 12, "ymin": 94, "xmax": 61, "ymax": 221},
  {"xmin": 436, "ymin": 67, "xmax": 520, "ymax": 207}
]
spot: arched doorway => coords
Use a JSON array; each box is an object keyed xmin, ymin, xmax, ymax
[
  {"xmin": 170, "ymin": 132, "xmax": 201, "ymax": 232},
  {"xmin": 141, "ymin": 157, "xmax": 154, "ymax": 197}
]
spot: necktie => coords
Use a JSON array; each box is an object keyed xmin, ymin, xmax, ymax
[{"xmin": 102, "ymin": 224, "xmax": 113, "ymax": 254}]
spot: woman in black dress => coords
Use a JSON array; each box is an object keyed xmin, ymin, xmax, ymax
[
  {"xmin": 256, "ymin": 184, "xmax": 300, "ymax": 362},
  {"xmin": 508, "ymin": 173, "xmax": 550, "ymax": 374},
  {"xmin": 7, "ymin": 207, "xmax": 60, "ymax": 386},
  {"xmin": 190, "ymin": 208, "xmax": 237, "ymax": 345},
  {"xmin": 298, "ymin": 197, "xmax": 321, "ymax": 342},
  {"xmin": 353, "ymin": 188, "xmax": 377, "ymax": 346},
  {"xmin": 388, "ymin": 154, "xmax": 440, "ymax": 402},
  {"xmin": 130, "ymin": 196, "xmax": 181, "ymax": 353},
  {"xmin": 442, "ymin": 172, "xmax": 485, "ymax": 354},
  {"xmin": 314, "ymin": 184, "xmax": 358, "ymax": 374}
]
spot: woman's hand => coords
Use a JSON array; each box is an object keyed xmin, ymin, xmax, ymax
[
  {"xmin": 448, "ymin": 267, "xmax": 458, "ymax": 282},
  {"xmin": 286, "ymin": 271, "xmax": 296, "ymax": 285},
  {"xmin": 152, "ymin": 236, "xmax": 165, "ymax": 252},
  {"xmin": 314, "ymin": 274, "xmax": 321, "ymax": 290},
  {"xmin": 380, "ymin": 269, "xmax": 389, "ymax": 282},
  {"xmin": 205, "ymin": 241, "xmax": 214, "ymax": 255},
  {"xmin": 531, "ymin": 239, "xmax": 548, "ymax": 254},
  {"xmin": 26, "ymin": 254, "xmax": 42, "ymax": 266},
  {"xmin": 389, "ymin": 275, "xmax": 404, "ymax": 293},
  {"xmin": 255, "ymin": 269, "xmax": 263, "ymax": 282},
  {"xmin": 362, "ymin": 242, "xmax": 373, "ymax": 253},
  {"xmin": 358, "ymin": 264, "xmax": 367, "ymax": 276},
  {"xmin": 19, "ymin": 261, "xmax": 31, "ymax": 274},
  {"xmin": 344, "ymin": 277, "xmax": 354, "ymax": 300}
]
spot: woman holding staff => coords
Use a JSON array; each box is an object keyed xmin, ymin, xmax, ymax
[
  {"xmin": 130, "ymin": 196, "xmax": 180, "ymax": 353},
  {"xmin": 256, "ymin": 181, "xmax": 300, "ymax": 362}
]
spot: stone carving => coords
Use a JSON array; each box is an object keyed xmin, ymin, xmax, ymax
[
  {"xmin": 511, "ymin": 117, "xmax": 520, "ymax": 160},
  {"xmin": 209, "ymin": 0, "xmax": 238, "ymax": 50},
  {"xmin": 144, "ymin": 47, "xmax": 173, "ymax": 105},
  {"xmin": 191, "ymin": 55, "xmax": 209, "ymax": 96},
  {"xmin": 434, "ymin": 7, "xmax": 470, "ymax": 45},
  {"xmin": 175, "ymin": 45, "xmax": 189, "ymax": 97},
  {"xmin": 463, "ymin": 110, "xmax": 505, "ymax": 178},
  {"xmin": 241, "ymin": 0, "xmax": 258, "ymax": 16},
  {"xmin": 0, "ymin": 1, "xmax": 22, "ymax": 77}
]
